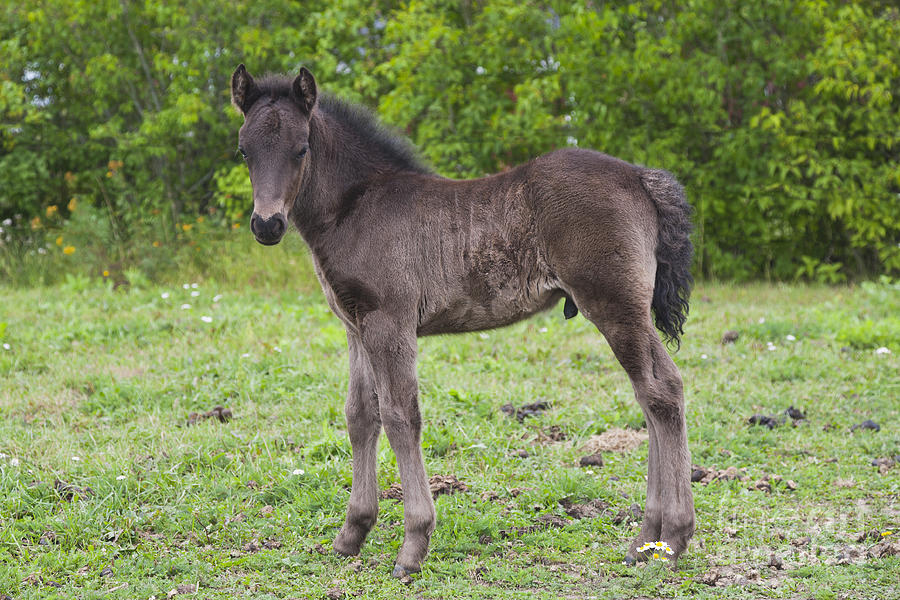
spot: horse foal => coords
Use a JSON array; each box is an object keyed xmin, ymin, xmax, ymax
[{"xmin": 231, "ymin": 65, "xmax": 695, "ymax": 577}]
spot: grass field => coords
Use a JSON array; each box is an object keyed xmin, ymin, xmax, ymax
[{"xmin": 1, "ymin": 237, "xmax": 898, "ymax": 599}]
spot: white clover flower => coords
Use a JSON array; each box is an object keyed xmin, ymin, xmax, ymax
[
  {"xmin": 292, "ymin": 469, "xmax": 304, "ymax": 475},
  {"xmin": 200, "ymin": 316, "xmax": 213, "ymax": 323},
  {"xmin": 190, "ymin": 291, "xmax": 199, "ymax": 297},
  {"xmin": 161, "ymin": 292, "xmax": 170, "ymax": 299},
  {"xmin": 875, "ymin": 347, "xmax": 891, "ymax": 355},
  {"xmin": 10, "ymin": 457, "xmax": 19, "ymax": 467},
  {"xmin": 116, "ymin": 475, "xmax": 126, "ymax": 481},
  {"xmin": 183, "ymin": 283, "xmax": 190, "ymax": 289},
  {"xmin": 191, "ymin": 283, "xmax": 198, "ymax": 289},
  {"xmin": 758, "ymin": 317, "xmax": 766, "ymax": 324},
  {"xmin": 213, "ymin": 294, "xmax": 223, "ymax": 302},
  {"xmin": 539, "ymin": 327, "xmax": 548, "ymax": 333},
  {"xmin": 72, "ymin": 456, "xmax": 81, "ymax": 461},
  {"xmin": 2, "ymin": 343, "xmax": 10, "ymax": 351},
  {"xmin": 701, "ymin": 354, "xmax": 708, "ymax": 359},
  {"xmin": 273, "ymin": 346, "xmax": 282, "ymax": 353},
  {"xmin": 1, "ymin": 218, "xmax": 11, "ymax": 226},
  {"xmin": 241, "ymin": 353, "xmax": 250, "ymax": 358},
  {"xmin": 786, "ymin": 334, "xmax": 796, "ymax": 341},
  {"xmin": 181, "ymin": 304, "xmax": 192, "ymax": 310}
]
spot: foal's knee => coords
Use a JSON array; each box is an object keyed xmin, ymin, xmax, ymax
[
  {"xmin": 346, "ymin": 389, "xmax": 378, "ymax": 422},
  {"xmin": 379, "ymin": 396, "xmax": 422, "ymax": 436},
  {"xmin": 645, "ymin": 371, "xmax": 685, "ymax": 425}
]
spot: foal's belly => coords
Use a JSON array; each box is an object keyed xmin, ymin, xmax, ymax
[{"xmin": 416, "ymin": 285, "xmax": 564, "ymax": 336}]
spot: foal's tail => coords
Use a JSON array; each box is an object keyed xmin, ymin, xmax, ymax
[{"xmin": 639, "ymin": 168, "xmax": 694, "ymax": 350}]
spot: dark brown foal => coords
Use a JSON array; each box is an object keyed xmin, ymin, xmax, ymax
[{"xmin": 231, "ymin": 64, "xmax": 695, "ymax": 577}]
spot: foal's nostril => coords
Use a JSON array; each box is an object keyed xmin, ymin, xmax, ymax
[
  {"xmin": 272, "ymin": 214, "xmax": 286, "ymax": 237},
  {"xmin": 250, "ymin": 212, "xmax": 287, "ymax": 245}
]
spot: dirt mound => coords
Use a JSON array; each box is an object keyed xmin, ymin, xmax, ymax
[{"xmin": 581, "ymin": 428, "xmax": 648, "ymax": 453}]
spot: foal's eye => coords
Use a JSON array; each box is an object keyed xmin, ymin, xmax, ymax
[
  {"xmin": 238, "ymin": 147, "xmax": 247, "ymax": 159},
  {"xmin": 296, "ymin": 146, "xmax": 308, "ymax": 160}
]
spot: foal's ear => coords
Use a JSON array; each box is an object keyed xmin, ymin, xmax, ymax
[
  {"xmin": 291, "ymin": 67, "xmax": 317, "ymax": 115},
  {"xmin": 231, "ymin": 64, "xmax": 260, "ymax": 115}
]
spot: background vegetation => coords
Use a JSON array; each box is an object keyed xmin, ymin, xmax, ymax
[{"xmin": 1, "ymin": 0, "xmax": 898, "ymax": 284}]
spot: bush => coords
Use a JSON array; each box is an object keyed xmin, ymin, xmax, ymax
[{"xmin": 2, "ymin": 0, "xmax": 898, "ymax": 281}]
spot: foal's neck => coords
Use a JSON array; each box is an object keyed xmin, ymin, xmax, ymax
[{"xmin": 292, "ymin": 108, "xmax": 400, "ymax": 246}]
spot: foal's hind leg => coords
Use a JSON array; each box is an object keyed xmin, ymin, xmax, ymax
[
  {"xmin": 334, "ymin": 332, "xmax": 382, "ymax": 557},
  {"xmin": 573, "ymin": 294, "xmax": 695, "ymax": 564}
]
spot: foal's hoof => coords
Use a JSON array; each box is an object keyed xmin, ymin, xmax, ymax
[
  {"xmin": 623, "ymin": 553, "xmax": 637, "ymax": 566},
  {"xmin": 391, "ymin": 563, "xmax": 418, "ymax": 580}
]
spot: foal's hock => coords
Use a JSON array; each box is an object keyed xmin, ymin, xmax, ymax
[{"xmin": 231, "ymin": 64, "xmax": 696, "ymax": 577}]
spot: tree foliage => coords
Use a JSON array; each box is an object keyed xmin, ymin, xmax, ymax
[{"xmin": 1, "ymin": 0, "xmax": 898, "ymax": 279}]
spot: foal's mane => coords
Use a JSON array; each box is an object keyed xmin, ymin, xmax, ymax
[{"xmin": 255, "ymin": 75, "xmax": 433, "ymax": 175}]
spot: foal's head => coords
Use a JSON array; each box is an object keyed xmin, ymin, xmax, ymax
[{"xmin": 231, "ymin": 64, "xmax": 317, "ymax": 245}]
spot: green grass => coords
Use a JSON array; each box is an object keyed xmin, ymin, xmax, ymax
[{"xmin": 1, "ymin": 240, "xmax": 898, "ymax": 599}]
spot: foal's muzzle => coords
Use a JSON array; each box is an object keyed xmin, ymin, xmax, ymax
[{"xmin": 250, "ymin": 212, "xmax": 287, "ymax": 246}]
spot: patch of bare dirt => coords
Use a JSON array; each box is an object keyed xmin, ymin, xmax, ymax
[
  {"xmin": 500, "ymin": 401, "xmax": 551, "ymax": 422},
  {"xmin": 430, "ymin": 474, "xmax": 469, "ymax": 497},
  {"xmin": 535, "ymin": 425, "xmax": 567, "ymax": 443},
  {"xmin": 379, "ymin": 475, "xmax": 469, "ymax": 501},
  {"xmin": 691, "ymin": 465, "xmax": 748, "ymax": 484},
  {"xmin": 500, "ymin": 513, "xmax": 570, "ymax": 538},
  {"xmin": 187, "ymin": 405, "xmax": 232, "ymax": 426},
  {"xmin": 54, "ymin": 478, "xmax": 95, "ymax": 501},
  {"xmin": 867, "ymin": 539, "xmax": 900, "ymax": 558},
  {"xmin": 379, "ymin": 483, "xmax": 403, "ymax": 501},
  {"xmin": 580, "ymin": 428, "xmax": 648, "ymax": 453},
  {"xmin": 578, "ymin": 453, "xmax": 603, "ymax": 467},
  {"xmin": 851, "ymin": 419, "xmax": 880, "ymax": 432},
  {"xmin": 721, "ymin": 330, "xmax": 740, "ymax": 344},
  {"xmin": 232, "ymin": 537, "xmax": 282, "ymax": 557},
  {"xmin": 612, "ymin": 503, "xmax": 643, "ymax": 525},
  {"xmin": 559, "ymin": 498, "xmax": 610, "ymax": 519},
  {"xmin": 166, "ymin": 584, "xmax": 197, "ymax": 597},
  {"xmin": 700, "ymin": 565, "xmax": 764, "ymax": 587},
  {"xmin": 690, "ymin": 465, "xmax": 796, "ymax": 493},
  {"xmin": 872, "ymin": 456, "xmax": 897, "ymax": 475},
  {"xmin": 326, "ymin": 587, "xmax": 345, "ymax": 600}
]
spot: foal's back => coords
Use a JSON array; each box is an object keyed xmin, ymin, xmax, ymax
[{"xmin": 364, "ymin": 148, "xmax": 657, "ymax": 336}]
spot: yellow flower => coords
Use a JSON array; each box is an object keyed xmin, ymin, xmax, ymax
[
  {"xmin": 30, "ymin": 216, "xmax": 41, "ymax": 229},
  {"xmin": 653, "ymin": 552, "xmax": 660, "ymax": 559},
  {"xmin": 152, "ymin": 241, "xmax": 161, "ymax": 247},
  {"xmin": 883, "ymin": 531, "xmax": 893, "ymax": 537},
  {"xmin": 46, "ymin": 205, "xmax": 58, "ymax": 217},
  {"xmin": 106, "ymin": 171, "xmax": 113, "ymax": 178},
  {"xmin": 103, "ymin": 270, "xmax": 109, "ymax": 277},
  {"xmin": 196, "ymin": 216, "xmax": 205, "ymax": 223},
  {"xmin": 231, "ymin": 223, "xmax": 240, "ymax": 229},
  {"xmin": 68, "ymin": 197, "xmax": 78, "ymax": 212},
  {"xmin": 56, "ymin": 236, "xmax": 63, "ymax": 246},
  {"xmin": 62, "ymin": 245, "xmax": 75, "ymax": 255},
  {"xmin": 182, "ymin": 223, "xmax": 193, "ymax": 232}
]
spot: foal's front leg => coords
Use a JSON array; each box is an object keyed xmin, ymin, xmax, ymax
[
  {"xmin": 360, "ymin": 312, "xmax": 435, "ymax": 577},
  {"xmin": 334, "ymin": 332, "xmax": 381, "ymax": 557}
]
